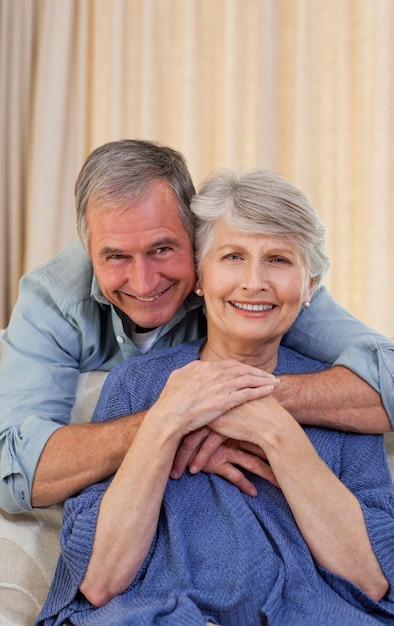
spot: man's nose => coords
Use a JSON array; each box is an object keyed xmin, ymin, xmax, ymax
[{"xmin": 129, "ymin": 258, "xmax": 159, "ymax": 296}]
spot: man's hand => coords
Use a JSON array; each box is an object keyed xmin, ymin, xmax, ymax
[{"xmin": 170, "ymin": 426, "xmax": 278, "ymax": 496}]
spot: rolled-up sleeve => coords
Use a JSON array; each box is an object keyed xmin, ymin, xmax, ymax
[
  {"xmin": 0, "ymin": 275, "xmax": 82, "ymax": 511},
  {"xmin": 0, "ymin": 253, "xmax": 114, "ymax": 513},
  {"xmin": 333, "ymin": 335, "xmax": 394, "ymax": 429},
  {"xmin": 0, "ymin": 417, "xmax": 62, "ymax": 512}
]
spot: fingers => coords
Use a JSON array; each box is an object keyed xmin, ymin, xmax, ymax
[
  {"xmin": 227, "ymin": 381, "xmax": 278, "ymax": 405},
  {"xmin": 175, "ymin": 431, "xmax": 280, "ymax": 493},
  {"xmin": 188, "ymin": 431, "xmax": 226, "ymax": 475},
  {"xmin": 237, "ymin": 440, "xmax": 269, "ymax": 461},
  {"xmin": 157, "ymin": 360, "xmax": 280, "ymax": 434},
  {"xmin": 218, "ymin": 447, "xmax": 279, "ymax": 488},
  {"xmin": 168, "ymin": 360, "xmax": 279, "ymax": 400},
  {"xmin": 207, "ymin": 458, "xmax": 279, "ymax": 496},
  {"xmin": 219, "ymin": 464, "xmax": 258, "ymax": 497},
  {"xmin": 170, "ymin": 426, "xmax": 211, "ymax": 479}
]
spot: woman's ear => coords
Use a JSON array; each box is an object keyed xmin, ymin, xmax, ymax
[{"xmin": 302, "ymin": 278, "xmax": 315, "ymax": 308}]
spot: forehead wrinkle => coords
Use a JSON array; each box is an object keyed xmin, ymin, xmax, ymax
[{"xmin": 98, "ymin": 236, "xmax": 183, "ymax": 258}]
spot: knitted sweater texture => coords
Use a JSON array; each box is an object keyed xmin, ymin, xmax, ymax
[{"xmin": 36, "ymin": 341, "xmax": 394, "ymax": 625}]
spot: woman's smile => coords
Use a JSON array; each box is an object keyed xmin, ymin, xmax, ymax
[{"xmin": 230, "ymin": 301, "xmax": 276, "ymax": 313}]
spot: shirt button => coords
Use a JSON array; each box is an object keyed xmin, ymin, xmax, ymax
[{"xmin": 116, "ymin": 335, "xmax": 125, "ymax": 344}]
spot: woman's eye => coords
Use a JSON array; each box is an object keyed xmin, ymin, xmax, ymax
[{"xmin": 271, "ymin": 256, "xmax": 289, "ymax": 264}]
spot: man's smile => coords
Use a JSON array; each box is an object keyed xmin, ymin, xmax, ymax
[{"xmin": 130, "ymin": 285, "xmax": 173, "ymax": 303}]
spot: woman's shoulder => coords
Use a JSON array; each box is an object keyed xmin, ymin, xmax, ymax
[
  {"xmin": 91, "ymin": 339, "xmax": 205, "ymax": 422},
  {"xmin": 115, "ymin": 338, "xmax": 205, "ymax": 378},
  {"xmin": 275, "ymin": 346, "xmax": 330, "ymax": 376},
  {"xmin": 97, "ymin": 338, "xmax": 204, "ymax": 401}
]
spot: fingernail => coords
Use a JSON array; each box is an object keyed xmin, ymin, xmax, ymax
[
  {"xmin": 189, "ymin": 465, "xmax": 198, "ymax": 474},
  {"xmin": 170, "ymin": 470, "xmax": 178, "ymax": 479}
]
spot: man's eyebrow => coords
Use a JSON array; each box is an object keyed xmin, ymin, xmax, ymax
[
  {"xmin": 149, "ymin": 237, "xmax": 181, "ymax": 247},
  {"xmin": 98, "ymin": 238, "xmax": 181, "ymax": 258},
  {"xmin": 99, "ymin": 246, "xmax": 125, "ymax": 257}
]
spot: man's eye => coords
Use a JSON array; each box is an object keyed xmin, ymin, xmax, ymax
[
  {"xmin": 108, "ymin": 254, "xmax": 123, "ymax": 260},
  {"xmin": 225, "ymin": 253, "xmax": 241, "ymax": 261},
  {"xmin": 155, "ymin": 247, "xmax": 171, "ymax": 254}
]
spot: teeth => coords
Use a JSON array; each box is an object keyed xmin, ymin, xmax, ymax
[
  {"xmin": 135, "ymin": 293, "xmax": 163, "ymax": 302},
  {"xmin": 231, "ymin": 302, "xmax": 274, "ymax": 312}
]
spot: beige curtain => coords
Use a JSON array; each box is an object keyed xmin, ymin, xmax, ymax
[
  {"xmin": 0, "ymin": 0, "xmax": 34, "ymax": 328},
  {"xmin": 1, "ymin": 0, "xmax": 393, "ymax": 335}
]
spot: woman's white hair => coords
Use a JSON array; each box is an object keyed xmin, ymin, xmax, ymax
[{"xmin": 190, "ymin": 168, "xmax": 330, "ymax": 289}]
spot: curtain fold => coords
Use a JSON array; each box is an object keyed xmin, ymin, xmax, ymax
[
  {"xmin": 25, "ymin": 0, "xmax": 89, "ymax": 270},
  {"xmin": 0, "ymin": 0, "xmax": 34, "ymax": 327},
  {"xmin": 1, "ymin": 0, "xmax": 393, "ymax": 335}
]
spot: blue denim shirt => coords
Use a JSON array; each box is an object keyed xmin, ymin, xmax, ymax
[{"xmin": 0, "ymin": 240, "xmax": 393, "ymax": 513}]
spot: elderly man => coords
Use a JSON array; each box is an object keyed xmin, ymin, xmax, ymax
[{"xmin": 0, "ymin": 139, "xmax": 392, "ymax": 515}]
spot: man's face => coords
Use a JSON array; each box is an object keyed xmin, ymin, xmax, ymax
[{"xmin": 88, "ymin": 181, "xmax": 196, "ymax": 329}]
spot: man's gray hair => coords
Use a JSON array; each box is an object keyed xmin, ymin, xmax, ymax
[
  {"xmin": 190, "ymin": 168, "xmax": 330, "ymax": 289},
  {"xmin": 75, "ymin": 139, "xmax": 196, "ymax": 251}
]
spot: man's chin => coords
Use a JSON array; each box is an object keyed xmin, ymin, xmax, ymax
[
  {"xmin": 118, "ymin": 291, "xmax": 186, "ymax": 329},
  {"xmin": 129, "ymin": 308, "xmax": 178, "ymax": 331}
]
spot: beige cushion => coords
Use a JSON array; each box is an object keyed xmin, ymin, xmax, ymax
[
  {"xmin": 0, "ymin": 370, "xmax": 107, "ymax": 625},
  {"xmin": 0, "ymin": 506, "xmax": 63, "ymax": 625}
]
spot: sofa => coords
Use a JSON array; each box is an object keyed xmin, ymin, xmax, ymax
[
  {"xmin": 0, "ymin": 369, "xmax": 107, "ymax": 625},
  {"xmin": 0, "ymin": 356, "xmax": 394, "ymax": 625}
]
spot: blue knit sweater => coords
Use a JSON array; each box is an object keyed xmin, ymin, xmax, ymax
[{"xmin": 36, "ymin": 341, "xmax": 394, "ymax": 625}]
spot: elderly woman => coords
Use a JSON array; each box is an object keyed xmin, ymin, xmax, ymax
[{"xmin": 36, "ymin": 170, "xmax": 394, "ymax": 626}]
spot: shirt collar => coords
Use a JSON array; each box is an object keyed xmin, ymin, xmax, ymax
[{"xmin": 90, "ymin": 274, "xmax": 203, "ymax": 334}]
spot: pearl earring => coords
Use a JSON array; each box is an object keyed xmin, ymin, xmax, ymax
[
  {"xmin": 195, "ymin": 288, "xmax": 203, "ymax": 297},
  {"xmin": 303, "ymin": 301, "xmax": 311, "ymax": 308}
]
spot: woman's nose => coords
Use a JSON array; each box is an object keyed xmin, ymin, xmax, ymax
[{"xmin": 241, "ymin": 262, "xmax": 267, "ymax": 292}]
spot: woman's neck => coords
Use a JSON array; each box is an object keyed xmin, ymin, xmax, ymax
[{"xmin": 199, "ymin": 338, "xmax": 279, "ymax": 374}]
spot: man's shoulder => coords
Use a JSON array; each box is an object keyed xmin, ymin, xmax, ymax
[{"xmin": 22, "ymin": 240, "xmax": 94, "ymax": 302}]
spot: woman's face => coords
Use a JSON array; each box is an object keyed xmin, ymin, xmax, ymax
[{"xmin": 199, "ymin": 219, "xmax": 313, "ymax": 357}]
